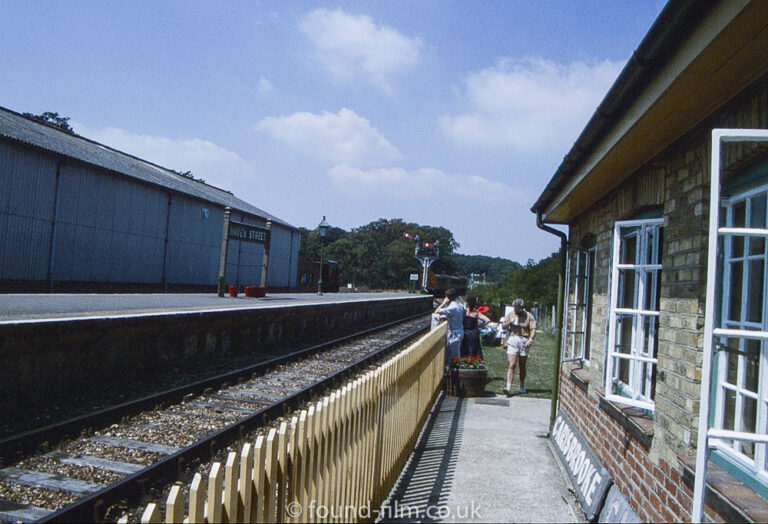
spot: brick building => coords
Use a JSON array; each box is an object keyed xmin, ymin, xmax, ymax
[{"xmin": 534, "ymin": 1, "xmax": 768, "ymax": 521}]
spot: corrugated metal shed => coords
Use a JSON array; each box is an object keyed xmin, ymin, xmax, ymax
[
  {"xmin": 0, "ymin": 106, "xmax": 297, "ymax": 231},
  {"xmin": 0, "ymin": 106, "xmax": 301, "ymax": 290}
]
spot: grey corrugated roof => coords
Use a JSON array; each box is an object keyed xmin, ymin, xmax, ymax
[{"xmin": 0, "ymin": 106, "xmax": 298, "ymax": 231}]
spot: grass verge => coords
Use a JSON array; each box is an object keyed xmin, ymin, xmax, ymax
[{"xmin": 481, "ymin": 330, "xmax": 557, "ymax": 398}]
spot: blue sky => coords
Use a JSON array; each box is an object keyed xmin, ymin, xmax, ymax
[{"xmin": 1, "ymin": 1, "xmax": 667, "ymax": 264}]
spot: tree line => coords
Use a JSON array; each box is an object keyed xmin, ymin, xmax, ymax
[{"xmin": 300, "ymin": 218, "xmax": 560, "ymax": 309}]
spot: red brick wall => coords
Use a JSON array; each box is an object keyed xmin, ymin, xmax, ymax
[{"xmin": 558, "ymin": 367, "xmax": 694, "ymax": 522}]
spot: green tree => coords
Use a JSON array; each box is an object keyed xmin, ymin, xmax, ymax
[
  {"xmin": 474, "ymin": 250, "xmax": 561, "ymax": 308},
  {"xmin": 22, "ymin": 111, "xmax": 75, "ymax": 134},
  {"xmin": 452, "ymin": 254, "xmax": 521, "ymax": 282},
  {"xmin": 301, "ymin": 218, "xmax": 462, "ymax": 290}
]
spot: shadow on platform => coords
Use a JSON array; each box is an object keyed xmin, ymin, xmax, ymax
[{"xmin": 379, "ymin": 394, "xmax": 465, "ymax": 522}]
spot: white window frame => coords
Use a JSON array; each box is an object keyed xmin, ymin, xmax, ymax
[
  {"xmin": 711, "ymin": 184, "xmax": 768, "ymax": 477},
  {"xmin": 605, "ymin": 218, "xmax": 663, "ymax": 412},
  {"xmin": 562, "ymin": 246, "xmax": 595, "ymax": 363},
  {"xmin": 694, "ymin": 128, "xmax": 768, "ymax": 522}
]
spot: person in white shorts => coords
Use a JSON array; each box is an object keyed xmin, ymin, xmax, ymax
[{"xmin": 501, "ymin": 298, "xmax": 536, "ymax": 395}]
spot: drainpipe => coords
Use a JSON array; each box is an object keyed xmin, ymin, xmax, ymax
[{"xmin": 536, "ymin": 211, "xmax": 567, "ymax": 431}]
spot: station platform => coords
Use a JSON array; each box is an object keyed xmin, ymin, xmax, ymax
[
  {"xmin": 0, "ymin": 292, "xmax": 432, "ymax": 427},
  {"xmin": 380, "ymin": 393, "xmax": 584, "ymax": 523},
  {"xmin": 0, "ymin": 292, "xmax": 421, "ymax": 323}
]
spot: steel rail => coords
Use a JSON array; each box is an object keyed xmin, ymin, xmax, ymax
[
  {"xmin": 0, "ymin": 310, "xmax": 429, "ymax": 464},
  {"xmin": 37, "ymin": 314, "xmax": 430, "ymax": 522}
]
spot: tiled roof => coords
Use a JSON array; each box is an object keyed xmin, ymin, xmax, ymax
[{"xmin": 0, "ymin": 107, "xmax": 297, "ymax": 230}]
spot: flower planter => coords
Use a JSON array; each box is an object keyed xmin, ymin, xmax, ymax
[{"xmin": 445, "ymin": 368, "xmax": 488, "ymax": 397}]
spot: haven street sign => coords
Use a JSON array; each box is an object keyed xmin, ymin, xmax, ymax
[{"xmin": 229, "ymin": 221, "xmax": 270, "ymax": 244}]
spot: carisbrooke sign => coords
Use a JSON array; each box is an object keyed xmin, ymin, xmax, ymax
[
  {"xmin": 229, "ymin": 221, "xmax": 270, "ymax": 244},
  {"xmin": 550, "ymin": 410, "xmax": 611, "ymax": 520}
]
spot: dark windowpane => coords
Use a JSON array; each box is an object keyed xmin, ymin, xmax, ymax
[
  {"xmin": 743, "ymin": 396, "xmax": 757, "ymax": 458},
  {"xmin": 619, "ymin": 269, "xmax": 636, "ymax": 309},
  {"xmin": 727, "ymin": 338, "xmax": 739, "ymax": 385},
  {"xmin": 643, "ymin": 270, "xmax": 660, "ymax": 311},
  {"xmin": 733, "ymin": 200, "xmax": 747, "ymax": 227},
  {"xmin": 747, "ymin": 259, "xmax": 764, "ymax": 323},
  {"xmin": 732, "ymin": 236, "xmax": 745, "ymax": 258},
  {"xmin": 751, "ymin": 194, "xmax": 767, "ymax": 228},
  {"xmin": 749, "ymin": 196, "xmax": 766, "ymax": 255},
  {"xmin": 646, "ymin": 227, "xmax": 657, "ymax": 265},
  {"xmin": 642, "ymin": 316, "xmax": 657, "ymax": 357},
  {"xmin": 620, "ymin": 228, "xmax": 638, "ymax": 264},
  {"xmin": 745, "ymin": 339, "xmax": 760, "ymax": 394},
  {"xmin": 618, "ymin": 358, "xmax": 630, "ymax": 386},
  {"xmin": 640, "ymin": 361, "xmax": 653, "ymax": 399},
  {"xmin": 728, "ymin": 261, "xmax": 743, "ymax": 321},
  {"xmin": 724, "ymin": 389, "xmax": 736, "ymax": 430},
  {"xmin": 750, "ymin": 237, "xmax": 766, "ymax": 256},
  {"xmin": 617, "ymin": 315, "xmax": 634, "ymax": 355}
]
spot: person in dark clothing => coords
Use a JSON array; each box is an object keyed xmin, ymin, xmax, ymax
[{"xmin": 461, "ymin": 296, "xmax": 491, "ymax": 358}]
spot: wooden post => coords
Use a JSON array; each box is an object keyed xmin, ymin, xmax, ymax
[
  {"xmin": 261, "ymin": 219, "xmax": 272, "ymax": 288},
  {"xmin": 217, "ymin": 206, "xmax": 232, "ymax": 297}
]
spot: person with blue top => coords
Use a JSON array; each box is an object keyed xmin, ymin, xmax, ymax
[{"xmin": 434, "ymin": 288, "xmax": 466, "ymax": 365}]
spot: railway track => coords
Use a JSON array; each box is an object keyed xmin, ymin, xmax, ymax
[{"xmin": 0, "ymin": 314, "xmax": 431, "ymax": 523}]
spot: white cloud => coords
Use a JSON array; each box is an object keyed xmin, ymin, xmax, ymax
[
  {"xmin": 258, "ymin": 76, "xmax": 273, "ymax": 93},
  {"xmin": 299, "ymin": 8, "xmax": 422, "ymax": 94},
  {"xmin": 71, "ymin": 122, "xmax": 257, "ymax": 190},
  {"xmin": 328, "ymin": 165, "xmax": 526, "ymax": 204},
  {"xmin": 440, "ymin": 57, "xmax": 625, "ymax": 152},
  {"xmin": 256, "ymin": 108, "xmax": 402, "ymax": 167}
]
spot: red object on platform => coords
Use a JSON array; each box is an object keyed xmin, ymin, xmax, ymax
[
  {"xmin": 228, "ymin": 286, "xmax": 238, "ymax": 297},
  {"xmin": 244, "ymin": 286, "xmax": 266, "ymax": 298}
]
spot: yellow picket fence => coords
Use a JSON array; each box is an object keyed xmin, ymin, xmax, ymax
[{"xmin": 134, "ymin": 323, "xmax": 446, "ymax": 523}]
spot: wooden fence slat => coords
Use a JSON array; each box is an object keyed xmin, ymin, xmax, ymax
[
  {"xmin": 224, "ymin": 451, "xmax": 238, "ymax": 523},
  {"xmin": 329, "ymin": 389, "xmax": 342, "ymax": 522},
  {"xmin": 329, "ymin": 391, "xmax": 341, "ymax": 522},
  {"xmin": 239, "ymin": 443, "xmax": 254, "ymax": 523},
  {"xmin": 289, "ymin": 412, "xmax": 306, "ymax": 524},
  {"xmin": 303, "ymin": 405, "xmax": 317, "ymax": 524},
  {"xmin": 207, "ymin": 462, "xmax": 223, "ymax": 524},
  {"xmin": 251, "ymin": 435, "xmax": 266, "ymax": 523},
  {"xmin": 276, "ymin": 421, "xmax": 288, "ymax": 523},
  {"xmin": 347, "ymin": 380, "xmax": 361, "ymax": 512},
  {"xmin": 165, "ymin": 484, "xmax": 184, "ymax": 523},
  {"xmin": 189, "ymin": 473, "xmax": 204, "ymax": 524},
  {"xmin": 264, "ymin": 427, "xmax": 279, "ymax": 523},
  {"xmin": 318, "ymin": 395, "xmax": 331, "ymax": 520},
  {"xmin": 141, "ymin": 503, "xmax": 161, "ymax": 523},
  {"xmin": 338, "ymin": 385, "xmax": 351, "ymax": 516}
]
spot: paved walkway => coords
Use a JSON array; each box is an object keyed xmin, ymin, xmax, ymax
[{"xmin": 379, "ymin": 394, "xmax": 584, "ymax": 523}]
